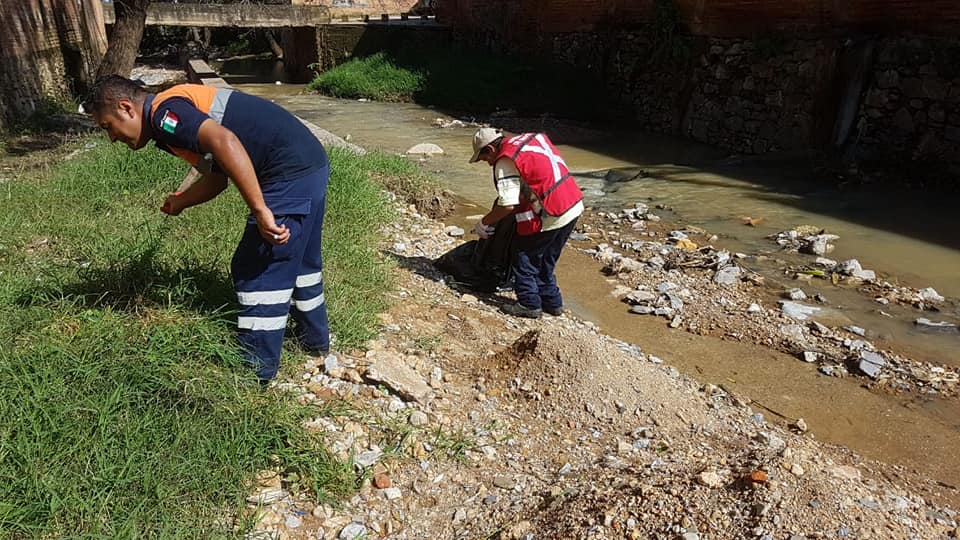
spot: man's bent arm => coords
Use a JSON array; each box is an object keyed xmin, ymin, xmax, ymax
[
  {"xmin": 195, "ymin": 119, "xmax": 268, "ymax": 215},
  {"xmin": 174, "ymin": 171, "xmax": 229, "ymax": 210}
]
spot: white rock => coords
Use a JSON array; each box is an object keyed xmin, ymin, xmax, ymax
[
  {"xmin": 838, "ymin": 259, "xmax": 862, "ymax": 275},
  {"xmin": 697, "ymin": 470, "xmax": 726, "ymax": 488},
  {"xmin": 339, "ymin": 523, "xmax": 368, "ymax": 540},
  {"xmin": 747, "ymin": 303, "xmax": 762, "ymax": 313},
  {"xmin": 364, "ymin": 352, "xmax": 432, "ymax": 402},
  {"xmin": 444, "ymin": 226, "xmax": 465, "ymax": 237},
  {"xmin": 246, "ymin": 488, "xmax": 287, "ymax": 505},
  {"xmin": 802, "ymin": 351, "xmax": 818, "ymax": 363},
  {"xmin": 779, "ymin": 301, "xmax": 821, "ymax": 320},
  {"xmin": 919, "ymin": 287, "xmax": 945, "ymax": 303},
  {"xmin": 786, "ymin": 288, "xmax": 807, "ymax": 301},
  {"xmin": 382, "ymin": 487, "xmax": 402, "ymax": 500},
  {"xmin": 355, "ymin": 449, "xmax": 382, "ymax": 468},
  {"xmin": 713, "ymin": 266, "xmax": 742, "ymax": 285},
  {"xmin": 409, "ymin": 410, "xmax": 429, "ymax": 426},
  {"xmin": 406, "ymin": 143, "xmax": 445, "ymax": 156},
  {"xmin": 285, "ymin": 515, "xmax": 302, "ymax": 529}
]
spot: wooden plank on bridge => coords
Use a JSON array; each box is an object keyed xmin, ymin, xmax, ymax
[{"xmin": 102, "ymin": 2, "xmax": 330, "ymax": 27}]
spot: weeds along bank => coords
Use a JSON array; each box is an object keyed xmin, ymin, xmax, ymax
[{"xmin": 0, "ymin": 138, "xmax": 431, "ymax": 537}]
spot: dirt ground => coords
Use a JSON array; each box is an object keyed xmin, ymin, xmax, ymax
[{"xmin": 243, "ymin": 201, "xmax": 960, "ymax": 540}]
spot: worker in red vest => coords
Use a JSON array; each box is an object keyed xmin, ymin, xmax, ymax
[
  {"xmin": 470, "ymin": 128, "xmax": 584, "ymax": 318},
  {"xmin": 82, "ymin": 75, "xmax": 330, "ymax": 383}
]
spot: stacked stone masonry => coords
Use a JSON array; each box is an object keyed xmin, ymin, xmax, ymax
[{"xmin": 554, "ymin": 31, "xmax": 960, "ymax": 185}]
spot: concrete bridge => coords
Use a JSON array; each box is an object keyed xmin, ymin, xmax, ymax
[
  {"xmin": 101, "ymin": 2, "xmax": 330, "ymax": 27},
  {"xmin": 100, "ymin": 1, "xmax": 448, "ymax": 82}
]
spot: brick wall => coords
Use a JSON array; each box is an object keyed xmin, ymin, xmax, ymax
[{"xmin": 0, "ymin": 0, "xmax": 106, "ymax": 132}]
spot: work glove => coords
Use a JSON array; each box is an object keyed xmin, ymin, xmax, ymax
[{"xmin": 474, "ymin": 221, "xmax": 495, "ymax": 239}]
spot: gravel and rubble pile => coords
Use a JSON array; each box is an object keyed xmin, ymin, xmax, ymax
[
  {"xmin": 237, "ymin": 201, "xmax": 958, "ymax": 540},
  {"xmin": 575, "ymin": 206, "xmax": 960, "ymax": 398}
]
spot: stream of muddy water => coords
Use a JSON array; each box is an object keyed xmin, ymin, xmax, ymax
[{"xmin": 231, "ymin": 78, "xmax": 960, "ymax": 501}]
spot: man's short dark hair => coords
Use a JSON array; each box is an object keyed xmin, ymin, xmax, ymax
[{"xmin": 82, "ymin": 75, "xmax": 147, "ymax": 116}]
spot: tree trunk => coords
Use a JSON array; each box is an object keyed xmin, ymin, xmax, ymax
[
  {"xmin": 264, "ymin": 30, "xmax": 284, "ymax": 59},
  {"xmin": 96, "ymin": 0, "xmax": 150, "ymax": 78}
]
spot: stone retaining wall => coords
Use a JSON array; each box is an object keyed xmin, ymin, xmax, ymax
[
  {"xmin": 316, "ymin": 24, "xmax": 451, "ymax": 72},
  {"xmin": 555, "ymin": 31, "xmax": 960, "ymax": 186}
]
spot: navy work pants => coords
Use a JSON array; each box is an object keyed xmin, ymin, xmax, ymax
[
  {"xmin": 511, "ymin": 218, "xmax": 578, "ymax": 311},
  {"xmin": 230, "ymin": 166, "xmax": 330, "ymax": 381}
]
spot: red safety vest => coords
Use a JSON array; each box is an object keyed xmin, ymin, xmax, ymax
[{"xmin": 495, "ymin": 133, "xmax": 582, "ymax": 236}]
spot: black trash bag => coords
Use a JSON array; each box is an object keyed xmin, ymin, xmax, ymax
[{"xmin": 433, "ymin": 218, "xmax": 515, "ymax": 293}]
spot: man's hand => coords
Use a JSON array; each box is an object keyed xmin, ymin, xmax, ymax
[
  {"xmin": 255, "ymin": 208, "xmax": 290, "ymax": 245},
  {"xmin": 160, "ymin": 192, "xmax": 183, "ymax": 215},
  {"xmin": 474, "ymin": 220, "xmax": 495, "ymax": 239}
]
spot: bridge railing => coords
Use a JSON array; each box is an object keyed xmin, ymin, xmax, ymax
[{"xmin": 101, "ymin": 2, "xmax": 330, "ymax": 27}]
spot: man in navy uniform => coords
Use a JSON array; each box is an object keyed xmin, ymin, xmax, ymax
[{"xmin": 83, "ymin": 75, "xmax": 330, "ymax": 383}]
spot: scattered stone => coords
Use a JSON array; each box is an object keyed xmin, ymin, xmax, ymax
[
  {"xmin": 697, "ymin": 470, "xmax": 726, "ymax": 488},
  {"xmin": 800, "ymin": 234, "xmax": 839, "ymax": 256},
  {"xmin": 409, "ymin": 410, "xmax": 430, "ymax": 426},
  {"xmin": 802, "ymin": 351, "xmax": 819, "ymax": 363},
  {"xmin": 382, "ymin": 487, "xmax": 402, "ymax": 500},
  {"xmin": 324, "ymin": 355, "xmax": 340, "ymax": 372},
  {"xmin": 285, "ymin": 515, "xmax": 302, "ymax": 529},
  {"xmin": 747, "ymin": 303, "xmax": 762, "ymax": 313},
  {"xmin": 838, "ymin": 259, "xmax": 862, "ymax": 275},
  {"xmin": 355, "ymin": 448, "xmax": 382, "ymax": 468},
  {"xmin": 779, "ymin": 301, "xmax": 821, "ymax": 320},
  {"xmin": 625, "ymin": 290, "xmax": 658, "ymax": 304},
  {"xmin": 714, "ymin": 266, "xmax": 742, "ymax": 285},
  {"xmin": 444, "ymin": 225, "xmax": 465, "ymax": 237},
  {"xmin": 858, "ymin": 351, "xmax": 887, "ymax": 379},
  {"xmin": 919, "ymin": 287, "xmax": 945, "ymax": 303},
  {"xmin": 785, "ymin": 288, "xmax": 807, "ymax": 301},
  {"xmin": 630, "ymin": 305, "xmax": 656, "ymax": 315},
  {"xmin": 829, "ymin": 465, "xmax": 861, "ymax": 481},
  {"xmin": 246, "ymin": 488, "xmax": 287, "ymax": 505},
  {"xmin": 339, "ymin": 523, "xmax": 368, "ymax": 540},
  {"xmin": 790, "ymin": 418, "xmax": 809, "ymax": 433},
  {"xmin": 460, "ymin": 293, "xmax": 478, "ymax": 303},
  {"xmin": 845, "ymin": 325, "xmax": 867, "ymax": 337},
  {"xmin": 405, "ymin": 143, "xmax": 444, "ymax": 156},
  {"xmin": 374, "ymin": 474, "xmax": 392, "ymax": 489},
  {"xmin": 493, "ymin": 476, "xmax": 517, "ymax": 490},
  {"xmin": 364, "ymin": 352, "xmax": 432, "ymax": 402},
  {"xmin": 914, "ymin": 318, "xmax": 958, "ymax": 332}
]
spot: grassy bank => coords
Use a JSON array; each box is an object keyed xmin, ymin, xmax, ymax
[
  {"xmin": 0, "ymin": 140, "xmax": 410, "ymax": 537},
  {"xmin": 309, "ymin": 47, "xmax": 612, "ymax": 119}
]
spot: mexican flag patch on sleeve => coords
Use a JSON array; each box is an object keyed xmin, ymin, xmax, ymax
[{"xmin": 160, "ymin": 110, "xmax": 179, "ymax": 134}]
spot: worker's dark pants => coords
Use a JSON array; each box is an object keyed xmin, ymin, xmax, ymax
[
  {"xmin": 231, "ymin": 165, "xmax": 330, "ymax": 381},
  {"xmin": 511, "ymin": 218, "xmax": 578, "ymax": 311}
]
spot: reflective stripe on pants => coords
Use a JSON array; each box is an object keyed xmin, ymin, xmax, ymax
[{"xmin": 231, "ymin": 165, "xmax": 330, "ymax": 381}]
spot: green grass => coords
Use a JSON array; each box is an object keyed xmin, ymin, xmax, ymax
[
  {"xmin": 308, "ymin": 46, "xmax": 614, "ymax": 119},
  {"xmin": 0, "ymin": 139, "xmax": 410, "ymax": 537},
  {"xmin": 308, "ymin": 53, "xmax": 425, "ymax": 101}
]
